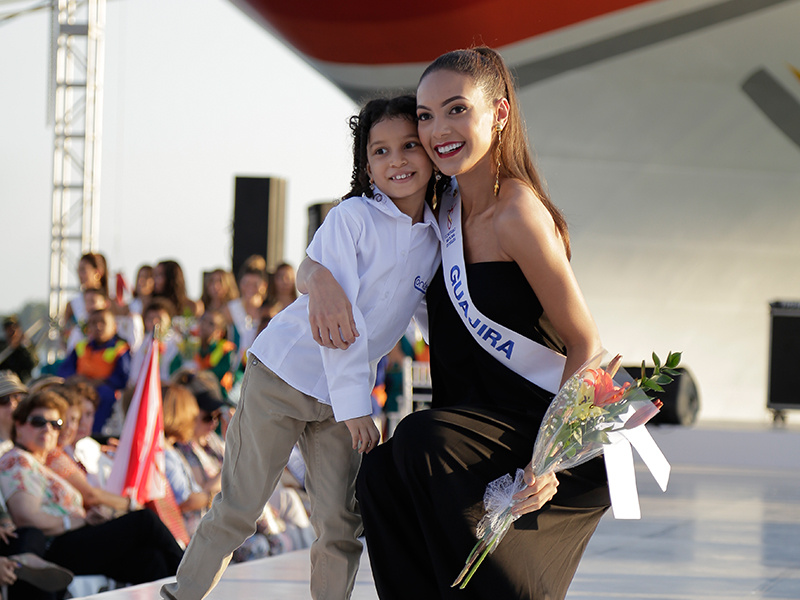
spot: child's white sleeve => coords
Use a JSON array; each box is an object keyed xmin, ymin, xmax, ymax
[{"xmin": 306, "ymin": 205, "xmax": 373, "ymax": 422}]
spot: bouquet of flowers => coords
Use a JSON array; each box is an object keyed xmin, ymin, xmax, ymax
[{"xmin": 452, "ymin": 350, "xmax": 681, "ymax": 589}]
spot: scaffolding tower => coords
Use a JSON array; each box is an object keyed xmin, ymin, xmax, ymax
[{"xmin": 47, "ymin": 0, "xmax": 105, "ymax": 356}]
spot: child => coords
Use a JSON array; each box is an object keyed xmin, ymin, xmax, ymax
[
  {"xmin": 161, "ymin": 95, "xmax": 442, "ymax": 600},
  {"xmin": 191, "ymin": 310, "xmax": 237, "ymax": 393},
  {"xmin": 57, "ymin": 307, "xmax": 131, "ymax": 434},
  {"xmin": 127, "ymin": 297, "xmax": 183, "ymax": 386}
]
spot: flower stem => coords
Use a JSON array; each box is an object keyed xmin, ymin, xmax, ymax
[{"xmin": 458, "ymin": 512, "xmax": 513, "ymax": 589}]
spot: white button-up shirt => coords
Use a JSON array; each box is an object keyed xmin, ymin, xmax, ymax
[{"xmin": 249, "ymin": 191, "xmax": 441, "ymax": 421}]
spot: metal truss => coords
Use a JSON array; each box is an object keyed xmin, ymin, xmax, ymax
[{"xmin": 47, "ymin": 0, "xmax": 105, "ymax": 356}]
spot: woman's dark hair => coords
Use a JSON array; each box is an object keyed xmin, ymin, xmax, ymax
[
  {"xmin": 420, "ymin": 47, "xmax": 571, "ymax": 258},
  {"xmin": 155, "ymin": 260, "xmax": 189, "ymax": 313},
  {"xmin": 11, "ymin": 390, "xmax": 68, "ymax": 442},
  {"xmin": 80, "ymin": 252, "xmax": 109, "ymax": 296},
  {"xmin": 344, "ymin": 95, "xmax": 445, "ymax": 207},
  {"xmin": 133, "ymin": 264, "xmax": 153, "ymax": 299},
  {"xmin": 200, "ymin": 268, "xmax": 239, "ymax": 309}
]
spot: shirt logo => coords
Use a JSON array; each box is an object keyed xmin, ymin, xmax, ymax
[{"xmin": 414, "ymin": 276, "xmax": 429, "ymax": 294}]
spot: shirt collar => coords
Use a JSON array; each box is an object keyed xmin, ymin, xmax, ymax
[{"xmin": 369, "ymin": 185, "xmax": 442, "ymax": 240}]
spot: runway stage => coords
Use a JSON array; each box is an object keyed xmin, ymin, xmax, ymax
[{"xmin": 78, "ymin": 422, "xmax": 800, "ymax": 600}]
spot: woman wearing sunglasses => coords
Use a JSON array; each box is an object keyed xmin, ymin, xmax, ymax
[{"xmin": 0, "ymin": 391, "xmax": 184, "ymax": 598}]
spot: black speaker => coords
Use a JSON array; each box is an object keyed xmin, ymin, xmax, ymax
[
  {"xmin": 232, "ymin": 176, "xmax": 286, "ymax": 277},
  {"xmin": 307, "ymin": 202, "xmax": 335, "ymax": 246},
  {"xmin": 622, "ymin": 366, "xmax": 700, "ymax": 426},
  {"xmin": 768, "ymin": 301, "xmax": 800, "ymax": 412}
]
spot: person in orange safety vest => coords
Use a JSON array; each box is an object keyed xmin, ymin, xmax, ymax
[{"xmin": 58, "ymin": 307, "xmax": 130, "ymax": 434}]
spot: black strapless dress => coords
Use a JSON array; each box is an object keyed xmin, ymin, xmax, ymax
[{"xmin": 357, "ymin": 263, "xmax": 610, "ymax": 600}]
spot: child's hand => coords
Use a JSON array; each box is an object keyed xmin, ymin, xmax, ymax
[{"xmin": 344, "ymin": 416, "xmax": 380, "ymax": 454}]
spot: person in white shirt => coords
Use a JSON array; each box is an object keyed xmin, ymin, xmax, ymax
[{"xmin": 161, "ymin": 95, "xmax": 444, "ymax": 600}]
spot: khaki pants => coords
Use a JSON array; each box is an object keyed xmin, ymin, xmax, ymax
[{"xmin": 161, "ymin": 357, "xmax": 363, "ymax": 599}]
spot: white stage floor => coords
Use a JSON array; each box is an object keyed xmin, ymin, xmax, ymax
[{"xmin": 79, "ymin": 422, "xmax": 800, "ymax": 600}]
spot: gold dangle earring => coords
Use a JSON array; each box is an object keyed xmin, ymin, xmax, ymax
[
  {"xmin": 494, "ymin": 123, "xmax": 503, "ymax": 196},
  {"xmin": 432, "ymin": 170, "xmax": 441, "ymax": 207}
]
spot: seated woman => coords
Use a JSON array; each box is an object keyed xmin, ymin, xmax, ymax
[
  {"xmin": 60, "ymin": 377, "xmax": 113, "ymax": 488},
  {"xmin": 224, "ymin": 255, "xmax": 268, "ymax": 367},
  {"xmin": 173, "ymin": 372, "xmax": 314, "ymax": 556},
  {"xmin": 162, "ymin": 383, "xmax": 220, "ymax": 537},
  {"xmin": 0, "ymin": 390, "xmax": 183, "ymax": 588},
  {"xmin": 44, "ymin": 385, "xmax": 130, "ymax": 514},
  {"xmin": 173, "ymin": 372, "xmax": 226, "ymax": 494}
]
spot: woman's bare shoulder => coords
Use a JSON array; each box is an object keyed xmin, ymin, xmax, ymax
[{"xmin": 493, "ymin": 179, "xmax": 555, "ymax": 237}]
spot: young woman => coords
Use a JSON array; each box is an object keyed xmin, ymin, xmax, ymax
[
  {"xmin": 62, "ymin": 253, "xmax": 109, "ymax": 350},
  {"xmin": 224, "ymin": 255, "xmax": 268, "ymax": 366},
  {"xmin": 127, "ymin": 265, "xmax": 155, "ymax": 316},
  {"xmin": 265, "ymin": 262, "xmax": 298, "ymax": 317},
  {"xmin": 153, "ymin": 260, "xmax": 202, "ymax": 319},
  {"xmin": 303, "ymin": 47, "xmax": 610, "ymax": 600},
  {"xmin": 200, "ymin": 269, "xmax": 239, "ymax": 314}
]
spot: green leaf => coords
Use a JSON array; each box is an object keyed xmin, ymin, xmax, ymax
[
  {"xmin": 640, "ymin": 360, "xmax": 647, "ymax": 382},
  {"xmin": 652, "ymin": 352, "xmax": 661, "ymax": 369},
  {"xmin": 642, "ymin": 379, "xmax": 664, "ymax": 392},
  {"xmin": 655, "ymin": 374, "xmax": 674, "ymax": 385},
  {"xmin": 666, "ymin": 351, "xmax": 682, "ymax": 369}
]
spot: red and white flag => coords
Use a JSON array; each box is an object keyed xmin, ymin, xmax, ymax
[{"xmin": 107, "ymin": 338, "xmax": 166, "ymax": 505}]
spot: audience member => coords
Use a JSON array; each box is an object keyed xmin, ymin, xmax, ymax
[
  {"xmin": 191, "ymin": 311, "xmax": 237, "ymax": 392},
  {"xmin": 266, "ymin": 262, "xmax": 298, "ymax": 318},
  {"xmin": 128, "ymin": 298, "xmax": 182, "ymax": 387},
  {"xmin": 63, "ymin": 253, "xmax": 108, "ymax": 347},
  {"xmin": 200, "ymin": 269, "xmax": 238, "ymax": 314},
  {"xmin": 57, "ymin": 308, "xmax": 131, "ymax": 434},
  {"xmin": 65, "ymin": 288, "xmax": 110, "ymax": 353},
  {"xmin": 224, "ymin": 255, "xmax": 267, "ymax": 366},
  {"xmin": 0, "ymin": 391, "xmax": 183, "ymax": 595},
  {"xmin": 174, "ymin": 373, "xmax": 226, "ymax": 506},
  {"xmin": 162, "ymin": 384, "xmax": 218, "ymax": 536},
  {"xmin": 0, "ymin": 371, "xmax": 26, "ymax": 456},
  {"xmin": 128, "ymin": 265, "xmax": 154, "ymax": 315},
  {"xmin": 60, "ymin": 377, "xmax": 112, "ymax": 487},
  {"xmin": 153, "ymin": 260, "xmax": 202, "ymax": 319},
  {"xmin": 0, "ymin": 316, "xmax": 38, "ymax": 382},
  {"xmin": 45, "ymin": 385, "xmax": 131, "ymax": 514}
]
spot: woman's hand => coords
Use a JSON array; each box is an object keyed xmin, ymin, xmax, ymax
[
  {"xmin": 510, "ymin": 463, "xmax": 558, "ymax": 518},
  {"xmin": 85, "ymin": 507, "xmax": 110, "ymax": 526},
  {"xmin": 0, "ymin": 518, "xmax": 17, "ymax": 545},
  {"xmin": 0, "ymin": 557, "xmax": 17, "ymax": 586},
  {"xmin": 297, "ymin": 258, "xmax": 359, "ymax": 349},
  {"xmin": 344, "ymin": 416, "xmax": 381, "ymax": 454}
]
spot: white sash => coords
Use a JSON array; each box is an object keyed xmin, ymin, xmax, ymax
[
  {"xmin": 438, "ymin": 183, "xmax": 670, "ymax": 519},
  {"xmin": 438, "ymin": 185, "xmax": 566, "ymax": 395}
]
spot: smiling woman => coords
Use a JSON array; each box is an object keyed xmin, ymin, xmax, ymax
[{"xmin": 0, "ymin": 391, "xmax": 184, "ymax": 595}]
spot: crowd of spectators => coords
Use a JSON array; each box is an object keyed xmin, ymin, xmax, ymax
[{"xmin": 0, "ymin": 252, "xmax": 315, "ymax": 598}]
